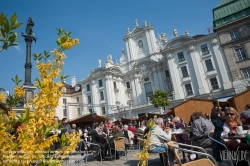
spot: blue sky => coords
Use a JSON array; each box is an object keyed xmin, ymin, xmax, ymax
[{"xmin": 0, "ymin": 0, "xmax": 220, "ymax": 94}]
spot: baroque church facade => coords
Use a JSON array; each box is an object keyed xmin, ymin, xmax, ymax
[{"xmin": 64, "ymin": 20, "xmax": 235, "ymax": 121}]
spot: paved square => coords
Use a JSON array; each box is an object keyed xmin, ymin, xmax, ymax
[{"xmin": 62, "ymin": 148, "xmax": 231, "ymax": 166}]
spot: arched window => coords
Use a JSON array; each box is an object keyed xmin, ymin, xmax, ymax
[
  {"xmin": 138, "ymin": 40, "xmax": 143, "ymax": 50},
  {"xmin": 144, "ymin": 82, "xmax": 153, "ymax": 100}
]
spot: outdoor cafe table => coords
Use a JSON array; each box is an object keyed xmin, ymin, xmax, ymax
[{"xmin": 223, "ymin": 133, "xmax": 247, "ymax": 139}]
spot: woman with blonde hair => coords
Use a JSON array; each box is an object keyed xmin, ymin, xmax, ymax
[
  {"xmin": 221, "ymin": 107, "xmax": 242, "ymax": 139},
  {"xmin": 221, "ymin": 107, "xmax": 249, "ymax": 165}
]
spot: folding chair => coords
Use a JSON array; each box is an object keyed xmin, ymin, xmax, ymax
[
  {"xmin": 81, "ymin": 140, "xmax": 102, "ymax": 163},
  {"xmin": 110, "ymin": 137, "xmax": 128, "ymax": 162},
  {"xmin": 167, "ymin": 141, "xmax": 218, "ymax": 166},
  {"xmin": 207, "ymin": 131, "xmax": 234, "ymax": 166}
]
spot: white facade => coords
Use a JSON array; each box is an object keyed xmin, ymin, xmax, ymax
[{"xmin": 75, "ymin": 20, "xmax": 235, "ymax": 121}]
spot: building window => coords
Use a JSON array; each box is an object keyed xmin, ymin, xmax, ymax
[
  {"xmin": 144, "ymin": 77, "xmax": 149, "ymax": 82},
  {"xmin": 98, "ymin": 79, "xmax": 103, "ymax": 87},
  {"xmin": 86, "ymin": 84, "xmax": 90, "ymax": 91},
  {"xmin": 76, "ymin": 97, "xmax": 79, "ymax": 103},
  {"xmin": 89, "ymin": 108, "xmax": 92, "ymax": 114},
  {"xmin": 235, "ymin": 47, "xmax": 247, "ymax": 61},
  {"xmin": 63, "ymin": 109, "xmax": 67, "ymax": 117},
  {"xmin": 113, "ymin": 81, "xmax": 117, "ymax": 89},
  {"xmin": 205, "ymin": 59, "xmax": 214, "ymax": 71},
  {"xmin": 201, "ymin": 44, "xmax": 209, "ymax": 55},
  {"xmin": 242, "ymin": 68, "xmax": 250, "ymax": 78},
  {"xmin": 177, "ymin": 52, "xmax": 185, "ymax": 62},
  {"xmin": 185, "ymin": 83, "xmax": 193, "ymax": 96},
  {"xmin": 101, "ymin": 107, "xmax": 106, "ymax": 115},
  {"xmin": 87, "ymin": 95, "xmax": 91, "ymax": 104},
  {"xmin": 165, "ymin": 70, "xmax": 170, "ymax": 78},
  {"xmin": 138, "ymin": 40, "xmax": 143, "ymax": 50},
  {"xmin": 126, "ymin": 82, "xmax": 130, "ymax": 89},
  {"xmin": 100, "ymin": 91, "xmax": 104, "ymax": 101},
  {"xmin": 181, "ymin": 66, "xmax": 189, "ymax": 78},
  {"xmin": 230, "ymin": 30, "xmax": 240, "ymax": 40},
  {"xmin": 77, "ymin": 108, "xmax": 81, "ymax": 115},
  {"xmin": 210, "ymin": 77, "xmax": 219, "ymax": 90},
  {"xmin": 144, "ymin": 82, "xmax": 153, "ymax": 100},
  {"xmin": 63, "ymin": 98, "xmax": 67, "ymax": 104}
]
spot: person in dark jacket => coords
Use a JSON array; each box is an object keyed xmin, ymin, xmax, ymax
[
  {"xmin": 211, "ymin": 117, "xmax": 225, "ymax": 162},
  {"xmin": 90, "ymin": 124, "xmax": 109, "ymax": 160}
]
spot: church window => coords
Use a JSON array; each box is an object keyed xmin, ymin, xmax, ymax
[
  {"xmin": 126, "ymin": 82, "xmax": 130, "ymax": 89},
  {"xmin": 138, "ymin": 40, "xmax": 143, "ymax": 50},
  {"xmin": 144, "ymin": 82, "xmax": 153, "ymax": 100},
  {"xmin": 144, "ymin": 77, "xmax": 149, "ymax": 82}
]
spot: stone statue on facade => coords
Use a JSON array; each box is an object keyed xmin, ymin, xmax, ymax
[
  {"xmin": 127, "ymin": 27, "xmax": 130, "ymax": 33},
  {"xmin": 143, "ymin": 20, "xmax": 147, "ymax": 26},
  {"xmin": 173, "ymin": 28, "xmax": 178, "ymax": 37},
  {"xmin": 135, "ymin": 19, "xmax": 139, "ymax": 26},
  {"xmin": 98, "ymin": 59, "xmax": 101, "ymax": 67},
  {"xmin": 122, "ymin": 48, "xmax": 125, "ymax": 55},
  {"xmin": 185, "ymin": 31, "xmax": 189, "ymax": 36}
]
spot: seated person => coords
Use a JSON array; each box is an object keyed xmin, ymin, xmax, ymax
[
  {"xmin": 122, "ymin": 125, "xmax": 134, "ymax": 147},
  {"xmin": 149, "ymin": 118, "xmax": 175, "ymax": 165},
  {"xmin": 240, "ymin": 104, "xmax": 250, "ymax": 126},
  {"xmin": 90, "ymin": 124, "xmax": 109, "ymax": 160},
  {"xmin": 108, "ymin": 125, "xmax": 125, "ymax": 159},
  {"xmin": 190, "ymin": 111, "xmax": 214, "ymax": 148},
  {"xmin": 221, "ymin": 107, "xmax": 250, "ymax": 165},
  {"xmin": 172, "ymin": 117, "xmax": 188, "ymax": 143}
]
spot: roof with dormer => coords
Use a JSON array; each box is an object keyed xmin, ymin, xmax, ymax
[
  {"xmin": 62, "ymin": 82, "xmax": 81, "ymax": 94},
  {"xmin": 213, "ymin": 0, "xmax": 250, "ymax": 28}
]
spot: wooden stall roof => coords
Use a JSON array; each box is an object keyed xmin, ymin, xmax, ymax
[
  {"xmin": 168, "ymin": 98, "xmax": 216, "ymax": 123},
  {"xmin": 0, "ymin": 102, "xmax": 9, "ymax": 113},
  {"xmin": 114, "ymin": 118, "xmax": 135, "ymax": 125},
  {"xmin": 227, "ymin": 89, "xmax": 250, "ymax": 114},
  {"xmin": 70, "ymin": 113, "xmax": 109, "ymax": 124},
  {"xmin": 137, "ymin": 112, "xmax": 165, "ymax": 121}
]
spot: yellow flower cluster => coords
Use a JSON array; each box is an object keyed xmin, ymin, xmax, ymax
[
  {"xmin": 0, "ymin": 92, "xmax": 5, "ymax": 102},
  {"xmin": 14, "ymin": 86, "xmax": 24, "ymax": 98},
  {"xmin": 61, "ymin": 38, "xmax": 79, "ymax": 50},
  {"xmin": 0, "ymin": 30, "xmax": 80, "ymax": 166},
  {"xmin": 135, "ymin": 120, "xmax": 155, "ymax": 166}
]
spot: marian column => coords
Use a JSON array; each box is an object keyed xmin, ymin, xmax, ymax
[{"xmin": 22, "ymin": 17, "xmax": 37, "ymax": 103}]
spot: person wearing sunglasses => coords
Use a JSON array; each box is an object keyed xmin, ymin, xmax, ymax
[{"xmin": 221, "ymin": 107, "xmax": 249, "ymax": 165}]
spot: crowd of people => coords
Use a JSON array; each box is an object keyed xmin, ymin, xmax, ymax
[{"xmin": 49, "ymin": 103, "xmax": 250, "ymax": 165}]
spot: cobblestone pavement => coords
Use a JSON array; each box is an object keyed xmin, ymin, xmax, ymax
[{"xmin": 62, "ymin": 148, "xmax": 231, "ymax": 166}]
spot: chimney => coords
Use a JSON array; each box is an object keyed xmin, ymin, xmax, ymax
[{"xmin": 72, "ymin": 76, "xmax": 76, "ymax": 87}]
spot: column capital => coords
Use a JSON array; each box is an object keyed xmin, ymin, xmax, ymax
[
  {"xmin": 211, "ymin": 38, "xmax": 219, "ymax": 46},
  {"xmin": 188, "ymin": 45, "xmax": 196, "ymax": 53}
]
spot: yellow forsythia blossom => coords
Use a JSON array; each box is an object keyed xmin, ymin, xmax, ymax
[
  {"xmin": 0, "ymin": 30, "xmax": 80, "ymax": 166},
  {"xmin": 0, "ymin": 92, "xmax": 5, "ymax": 102},
  {"xmin": 14, "ymin": 85, "xmax": 24, "ymax": 98}
]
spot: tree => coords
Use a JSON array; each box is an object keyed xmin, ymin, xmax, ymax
[
  {"xmin": 152, "ymin": 90, "xmax": 170, "ymax": 110},
  {"xmin": 0, "ymin": 13, "xmax": 23, "ymax": 52}
]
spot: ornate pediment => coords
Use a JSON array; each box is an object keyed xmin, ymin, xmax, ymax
[
  {"xmin": 87, "ymin": 68, "xmax": 107, "ymax": 77},
  {"xmin": 110, "ymin": 67, "xmax": 123, "ymax": 75},
  {"xmin": 162, "ymin": 36, "xmax": 193, "ymax": 50}
]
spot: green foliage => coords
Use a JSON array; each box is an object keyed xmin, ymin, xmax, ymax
[
  {"xmin": 11, "ymin": 75, "xmax": 22, "ymax": 86},
  {"xmin": 0, "ymin": 13, "xmax": 23, "ymax": 52},
  {"xmin": 152, "ymin": 90, "xmax": 170, "ymax": 109}
]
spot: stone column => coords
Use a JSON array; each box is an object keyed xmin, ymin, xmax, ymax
[
  {"xmin": 145, "ymin": 30, "xmax": 153, "ymax": 54},
  {"xmin": 91, "ymin": 80, "xmax": 98, "ymax": 113},
  {"xmin": 134, "ymin": 74, "xmax": 142, "ymax": 104},
  {"xmin": 104, "ymin": 75, "xmax": 111, "ymax": 114},
  {"xmin": 188, "ymin": 45, "xmax": 207, "ymax": 95},
  {"xmin": 211, "ymin": 38, "xmax": 232, "ymax": 90},
  {"xmin": 166, "ymin": 53, "xmax": 183, "ymax": 100}
]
